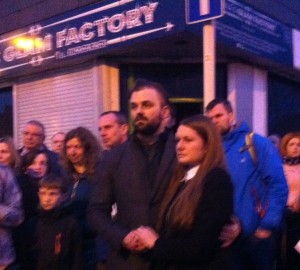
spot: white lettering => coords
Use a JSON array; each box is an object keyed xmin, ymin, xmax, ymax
[
  {"xmin": 140, "ymin": 2, "xmax": 158, "ymax": 24},
  {"xmin": 79, "ymin": 23, "xmax": 96, "ymax": 41},
  {"xmin": 3, "ymin": 47, "xmax": 15, "ymax": 62},
  {"xmin": 3, "ymin": 35, "xmax": 53, "ymax": 62},
  {"xmin": 108, "ymin": 14, "xmax": 126, "ymax": 33},
  {"xmin": 126, "ymin": 9, "xmax": 142, "ymax": 29},
  {"xmin": 56, "ymin": 30, "xmax": 67, "ymax": 48},
  {"xmin": 55, "ymin": 2, "xmax": 159, "ymax": 48},
  {"xmin": 94, "ymin": 18, "xmax": 109, "ymax": 37},
  {"xmin": 65, "ymin": 28, "xmax": 81, "ymax": 46}
]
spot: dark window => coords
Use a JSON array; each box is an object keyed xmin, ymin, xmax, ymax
[
  {"xmin": 0, "ymin": 87, "xmax": 13, "ymax": 137},
  {"xmin": 120, "ymin": 63, "xmax": 227, "ymax": 123},
  {"xmin": 268, "ymin": 74, "xmax": 300, "ymax": 136}
]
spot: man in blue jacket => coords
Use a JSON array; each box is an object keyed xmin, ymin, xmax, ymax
[{"xmin": 206, "ymin": 99, "xmax": 288, "ymax": 270}]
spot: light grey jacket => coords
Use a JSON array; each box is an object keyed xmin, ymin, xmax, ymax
[{"xmin": 0, "ymin": 166, "xmax": 23, "ymax": 266}]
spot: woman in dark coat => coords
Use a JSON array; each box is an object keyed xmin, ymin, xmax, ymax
[
  {"xmin": 61, "ymin": 127, "xmax": 102, "ymax": 270},
  {"xmin": 135, "ymin": 115, "xmax": 234, "ymax": 270},
  {"xmin": 14, "ymin": 149, "xmax": 52, "ymax": 269}
]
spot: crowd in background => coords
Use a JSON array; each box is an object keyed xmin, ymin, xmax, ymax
[{"xmin": 0, "ymin": 79, "xmax": 299, "ymax": 270}]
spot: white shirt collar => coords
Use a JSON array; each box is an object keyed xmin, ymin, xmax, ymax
[{"xmin": 181, "ymin": 165, "xmax": 200, "ymax": 182}]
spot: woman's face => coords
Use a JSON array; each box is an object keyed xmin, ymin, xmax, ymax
[
  {"xmin": 0, "ymin": 142, "xmax": 11, "ymax": 166},
  {"xmin": 66, "ymin": 137, "xmax": 85, "ymax": 166},
  {"xmin": 27, "ymin": 153, "xmax": 48, "ymax": 178},
  {"xmin": 175, "ymin": 125, "xmax": 207, "ymax": 167},
  {"xmin": 286, "ymin": 137, "xmax": 300, "ymax": 158}
]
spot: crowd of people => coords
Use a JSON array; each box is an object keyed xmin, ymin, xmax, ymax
[{"xmin": 0, "ymin": 79, "xmax": 299, "ymax": 270}]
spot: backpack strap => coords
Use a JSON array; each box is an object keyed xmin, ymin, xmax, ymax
[
  {"xmin": 245, "ymin": 132, "xmax": 268, "ymax": 217},
  {"xmin": 246, "ymin": 132, "xmax": 257, "ymax": 163}
]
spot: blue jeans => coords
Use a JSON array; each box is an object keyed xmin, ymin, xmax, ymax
[{"xmin": 231, "ymin": 233, "xmax": 277, "ymax": 270}]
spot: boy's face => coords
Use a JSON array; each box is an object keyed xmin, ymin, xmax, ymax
[{"xmin": 38, "ymin": 187, "xmax": 63, "ymax": 210}]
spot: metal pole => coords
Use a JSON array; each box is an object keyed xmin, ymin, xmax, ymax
[{"xmin": 203, "ymin": 20, "xmax": 216, "ymax": 110}]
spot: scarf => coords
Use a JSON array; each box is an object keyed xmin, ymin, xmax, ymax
[{"xmin": 283, "ymin": 156, "xmax": 300, "ymax": 165}]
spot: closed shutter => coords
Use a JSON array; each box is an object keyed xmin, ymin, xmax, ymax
[{"xmin": 15, "ymin": 63, "xmax": 100, "ymax": 148}]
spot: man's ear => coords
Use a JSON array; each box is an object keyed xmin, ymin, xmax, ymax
[
  {"xmin": 162, "ymin": 105, "xmax": 171, "ymax": 120},
  {"xmin": 121, "ymin": 124, "xmax": 129, "ymax": 135},
  {"xmin": 229, "ymin": 111, "xmax": 236, "ymax": 126}
]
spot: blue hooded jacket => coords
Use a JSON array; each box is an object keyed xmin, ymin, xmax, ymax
[{"xmin": 223, "ymin": 121, "xmax": 288, "ymax": 236}]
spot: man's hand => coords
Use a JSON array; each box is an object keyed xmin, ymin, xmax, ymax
[
  {"xmin": 135, "ymin": 226, "xmax": 159, "ymax": 249},
  {"xmin": 122, "ymin": 230, "xmax": 147, "ymax": 252},
  {"xmin": 219, "ymin": 216, "xmax": 241, "ymax": 248},
  {"xmin": 254, "ymin": 228, "xmax": 272, "ymax": 239}
]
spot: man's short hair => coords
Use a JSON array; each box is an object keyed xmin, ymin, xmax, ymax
[
  {"xmin": 205, "ymin": 98, "xmax": 233, "ymax": 113},
  {"xmin": 51, "ymin": 131, "xmax": 65, "ymax": 141},
  {"xmin": 39, "ymin": 173, "xmax": 67, "ymax": 193},
  {"xmin": 100, "ymin": 111, "xmax": 128, "ymax": 125},
  {"xmin": 129, "ymin": 78, "xmax": 170, "ymax": 107},
  {"xmin": 26, "ymin": 120, "xmax": 45, "ymax": 136}
]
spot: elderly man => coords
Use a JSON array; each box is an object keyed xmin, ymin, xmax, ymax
[
  {"xmin": 18, "ymin": 120, "xmax": 60, "ymax": 174},
  {"xmin": 51, "ymin": 132, "xmax": 65, "ymax": 155}
]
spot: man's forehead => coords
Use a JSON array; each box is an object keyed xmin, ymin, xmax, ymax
[
  {"xmin": 99, "ymin": 113, "xmax": 118, "ymax": 125},
  {"xmin": 53, "ymin": 133, "xmax": 64, "ymax": 140},
  {"xmin": 130, "ymin": 88, "xmax": 161, "ymax": 103},
  {"xmin": 209, "ymin": 104, "xmax": 228, "ymax": 114},
  {"xmin": 24, "ymin": 123, "xmax": 43, "ymax": 132}
]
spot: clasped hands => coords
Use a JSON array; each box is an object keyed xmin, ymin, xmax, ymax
[{"xmin": 122, "ymin": 226, "xmax": 159, "ymax": 252}]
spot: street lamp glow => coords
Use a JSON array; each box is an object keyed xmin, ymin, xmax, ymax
[{"xmin": 14, "ymin": 37, "xmax": 44, "ymax": 50}]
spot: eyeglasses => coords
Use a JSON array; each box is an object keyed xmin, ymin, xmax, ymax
[{"xmin": 23, "ymin": 131, "xmax": 43, "ymax": 137}]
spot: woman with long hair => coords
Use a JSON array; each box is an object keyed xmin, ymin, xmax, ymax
[
  {"xmin": 0, "ymin": 137, "xmax": 21, "ymax": 172},
  {"xmin": 0, "ymin": 137, "xmax": 23, "ymax": 270},
  {"xmin": 135, "ymin": 115, "xmax": 233, "ymax": 269},
  {"xmin": 14, "ymin": 149, "xmax": 51, "ymax": 269},
  {"xmin": 61, "ymin": 126, "xmax": 102, "ymax": 270},
  {"xmin": 279, "ymin": 132, "xmax": 300, "ymax": 270}
]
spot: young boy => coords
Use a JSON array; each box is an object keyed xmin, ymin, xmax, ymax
[{"xmin": 34, "ymin": 174, "xmax": 83, "ymax": 270}]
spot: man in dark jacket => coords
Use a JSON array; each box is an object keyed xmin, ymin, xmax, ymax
[
  {"xmin": 98, "ymin": 111, "xmax": 129, "ymax": 151},
  {"xmin": 88, "ymin": 79, "xmax": 177, "ymax": 270},
  {"xmin": 18, "ymin": 120, "xmax": 60, "ymax": 174}
]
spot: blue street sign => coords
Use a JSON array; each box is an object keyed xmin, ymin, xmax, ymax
[{"xmin": 186, "ymin": 0, "xmax": 225, "ymax": 24}]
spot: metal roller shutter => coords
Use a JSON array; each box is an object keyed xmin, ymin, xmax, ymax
[{"xmin": 15, "ymin": 63, "xmax": 100, "ymax": 149}]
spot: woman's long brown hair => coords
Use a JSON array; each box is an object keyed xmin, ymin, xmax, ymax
[
  {"xmin": 157, "ymin": 115, "xmax": 227, "ymax": 232},
  {"xmin": 61, "ymin": 127, "xmax": 102, "ymax": 178}
]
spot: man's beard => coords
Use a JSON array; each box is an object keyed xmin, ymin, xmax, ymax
[{"xmin": 134, "ymin": 116, "xmax": 161, "ymax": 136}]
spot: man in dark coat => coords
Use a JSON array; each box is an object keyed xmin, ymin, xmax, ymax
[
  {"xmin": 88, "ymin": 79, "xmax": 177, "ymax": 270},
  {"xmin": 18, "ymin": 120, "xmax": 61, "ymax": 174}
]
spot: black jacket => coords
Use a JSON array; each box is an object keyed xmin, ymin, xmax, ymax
[
  {"xmin": 151, "ymin": 168, "xmax": 234, "ymax": 270},
  {"xmin": 34, "ymin": 206, "xmax": 84, "ymax": 270},
  {"xmin": 88, "ymin": 131, "xmax": 177, "ymax": 270}
]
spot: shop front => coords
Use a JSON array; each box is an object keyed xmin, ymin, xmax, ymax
[{"xmin": 0, "ymin": 0, "xmax": 299, "ymax": 146}]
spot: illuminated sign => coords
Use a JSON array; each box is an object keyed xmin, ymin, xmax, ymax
[
  {"xmin": 0, "ymin": 0, "xmax": 184, "ymax": 74},
  {"xmin": 216, "ymin": 0, "xmax": 293, "ymax": 66}
]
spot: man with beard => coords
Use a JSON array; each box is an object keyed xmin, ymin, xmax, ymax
[
  {"xmin": 206, "ymin": 99, "xmax": 287, "ymax": 270},
  {"xmin": 88, "ymin": 79, "xmax": 176, "ymax": 270}
]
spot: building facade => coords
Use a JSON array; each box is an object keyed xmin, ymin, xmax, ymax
[{"xmin": 0, "ymin": 0, "xmax": 299, "ymax": 146}]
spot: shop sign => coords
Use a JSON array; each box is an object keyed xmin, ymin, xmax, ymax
[
  {"xmin": 0, "ymin": 0, "xmax": 184, "ymax": 75},
  {"xmin": 216, "ymin": 0, "xmax": 293, "ymax": 66}
]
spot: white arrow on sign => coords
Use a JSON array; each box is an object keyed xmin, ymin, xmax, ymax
[{"xmin": 200, "ymin": 0, "xmax": 210, "ymax": 16}]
